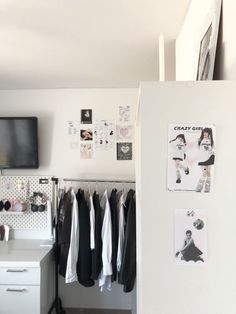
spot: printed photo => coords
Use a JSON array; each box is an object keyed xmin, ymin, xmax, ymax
[
  {"xmin": 117, "ymin": 142, "xmax": 132, "ymax": 160},
  {"xmin": 168, "ymin": 124, "xmax": 216, "ymax": 192},
  {"xmin": 80, "ymin": 143, "xmax": 93, "ymax": 159},
  {"xmin": 81, "ymin": 109, "xmax": 92, "ymax": 124},
  {"xmin": 197, "ymin": 24, "xmax": 213, "ymax": 80},
  {"xmin": 80, "ymin": 128, "xmax": 93, "ymax": 141},
  {"xmin": 175, "ymin": 209, "xmax": 207, "ymax": 265}
]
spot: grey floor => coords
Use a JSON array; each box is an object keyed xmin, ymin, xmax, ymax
[{"xmin": 65, "ymin": 309, "xmax": 131, "ymax": 314}]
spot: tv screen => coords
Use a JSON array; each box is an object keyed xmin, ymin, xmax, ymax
[{"xmin": 0, "ymin": 117, "xmax": 39, "ymax": 169}]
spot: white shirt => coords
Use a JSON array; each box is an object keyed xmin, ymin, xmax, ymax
[
  {"xmin": 199, "ymin": 138, "xmax": 214, "ymax": 162},
  {"xmin": 65, "ymin": 189, "xmax": 79, "ymax": 284},
  {"xmin": 117, "ymin": 192, "xmax": 126, "ymax": 272},
  {"xmin": 89, "ymin": 194, "xmax": 95, "ymax": 250},
  {"xmin": 98, "ymin": 189, "xmax": 112, "ymax": 291},
  {"xmin": 170, "ymin": 139, "xmax": 186, "ymax": 160}
]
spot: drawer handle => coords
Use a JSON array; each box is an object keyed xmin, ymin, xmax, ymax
[
  {"xmin": 6, "ymin": 288, "xmax": 26, "ymax": 292},
  {"xmin": 6, "ymin": 269, "xmax": 27, "ymax": 273}
]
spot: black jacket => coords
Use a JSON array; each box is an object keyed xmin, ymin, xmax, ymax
[
  {"xmin": 119, "ymin": 189, "xmax": 136, "ymax": 292},
  {"xmin": 91, "ymin": 191, "xmax": 103, "ymax": 280},
  {"xmin": 76, "ymin": 189, "xmax": 94, "ymax": 287},
  {"xmin": 109, "ymin": 189, "xmax": 118, "ymax": 282},
  {"xmin": 58, "ymin": 191, "xmax": 73, "ymax": 278}
]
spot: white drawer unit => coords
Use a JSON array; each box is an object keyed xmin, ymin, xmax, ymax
[
  {"xmin": 0, "ymin": 240, "xmax": 54, "ymax": 314},
  {"xmin": 0, "ymin": 285, "xmax": 40, "ymax": 314}
]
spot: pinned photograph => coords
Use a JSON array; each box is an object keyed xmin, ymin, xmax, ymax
[
  {"xmin": 81, "ymin": 109, "xmax": 92, "ymax": 124},
  {"xmin": 80, "ymin": 143, "xmax": 93, "ymax": 159},
  {"xmin": 175, "ymin": 209, "xmax": 207, "ymax": 265},
  {"xmin": 117, "ymin": 142, "xmax": 132, "ymax": 160},
  {"xmin": 116, "ymin": 125, "xmax": 132, "ymax": 141},
  {"xmin": 168, "ymin": 124, "xmax": 216, "ymax": 192},
  {"xmin": 80, "ymin": 128, "xmax": 93, "ymax": 141}
]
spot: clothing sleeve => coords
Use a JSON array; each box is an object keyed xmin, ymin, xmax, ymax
[
  {"xmin": 65, "ymin": 190, "xmax": 79, "ymax": 283},
  {"xmin": 89, "ymin": 195, "xmax": 95, "ymax": 250},
  {"xmin": 117, "ymin": 193, "xmax": 125, "ymax": 272}
]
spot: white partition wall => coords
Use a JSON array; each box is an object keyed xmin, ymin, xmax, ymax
[{"xmin": 136, "ymin": 81, "xmax": 236, "ymax": 314}]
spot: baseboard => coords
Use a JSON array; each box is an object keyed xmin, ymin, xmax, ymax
[{"xmin": 64, "ymin": 308, "xmax": 131, "ymax": 314}]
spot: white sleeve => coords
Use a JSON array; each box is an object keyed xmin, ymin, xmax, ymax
[
  {"xmin": 117, "ymin": 193, "xmax": 125, "ymax": 272},
  {"xmin": 89, "ymin": 195, "xmax": 95, "ymax": 250},
  {"xmin": 98, "ymin": 190, "xmax": 112, "ymax": 291},
  {"xmin": 65, "ymin": 190, "xmax": 79, "ymax": 284}
]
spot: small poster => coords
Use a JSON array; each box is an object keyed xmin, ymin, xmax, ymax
[
  {"xmin": 119, "ymin": 105, "xmax": 130, "ymax": 122},
  {"xmin": 80, "ymin": 143, "xmax": 93, "ymax": 159},
  {"xmin": 116, "ymin": 125, "xmax": 132, "ymax": 141},
  {"xmin": 175, "ymin": 209, "xmax": 207, "ymax": 265},
  {"xmin": 94, "ymin": 120, "xmax": 115, "ymax": 150},
  {"xmin": 117, "ymin": 142, "xmax": 132, "ymax": 160},
  {"xmin": 67, "ymin": 120, "xmax": 80, "ymax": 136},
  {"xmin": 80, "ymin": 127, "xmax": 93, "ymax": 141},
  {"xmin": 81, "ymin": 109, "xmax": 92, "ymax": 124},
  {"xmin": 168, "ymin": 124, "xmax": 216, "ymax": 192}
]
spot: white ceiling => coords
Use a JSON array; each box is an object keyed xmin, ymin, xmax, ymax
[{"xmin": 0, "ymin": 0, "xmax": 190, "ymax": 89}]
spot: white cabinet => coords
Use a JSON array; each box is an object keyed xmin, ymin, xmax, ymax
[{"xmin": 0, "ymin": 240, "xmax": 54, "ymax": 314}]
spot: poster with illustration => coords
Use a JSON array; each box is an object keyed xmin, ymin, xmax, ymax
[
  {"xmin": 175, "ymin": 209, "xmax": 207, "ymax": 265},
  {"xmin": 94, "ymin": 120, "xmax": 115, "ymax": 150},
  {"xmin": 116, "ymin": 125, "xmax": 132, "ymax": 141},
  {"xmin": 80, "ymin": 143, "xmax": 93, "ymax": 159},
  {"xmin": 117, "ymin": 142, "xmax": 132, "ymax": 160},
  {"xmin": 119, "ymin": 105, "xmax": 130, "ymax": 122},
  {"xmin": 81, "ymin": 109, "xmax": 92, "ymax": 124},
  {"xmin": 168, "ymin": 124, "xmax": 216, "ymax": 192}
]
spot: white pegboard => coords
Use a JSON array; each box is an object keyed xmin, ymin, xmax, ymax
[{"xmin": 0, "ymin": 176, "xmax": 53, "ymax": 230}]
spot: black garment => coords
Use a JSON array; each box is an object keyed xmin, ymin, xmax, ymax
[
  {"xmin": 119, "ymin": 189, "xmax": 136, "ymax": 293},
  {"xmin": 182, "ymin": 240, "xmax": 203, "ymax": 262},
  {"xmin": 109, "ymin": 189, "xmax": 118, "ymax": 282},
  {"xmin": 58, "ymin": 191, "xmax": 73, "ymax": 277},
  {"xmin": 76, "ymin": 189, "xmax": 94, "ymax": 287},
  {"xmin": 91, "ymin": 191, "xmax": 103, "ymax": 280}
]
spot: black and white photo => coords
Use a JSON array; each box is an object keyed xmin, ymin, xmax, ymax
[
  {"xmin": 81, "ymin": 109, "xmax": 92, "ymax": 124},
  {"xmin": 175, "ymin": 209, "xmax": 207, "ymax": 265}
]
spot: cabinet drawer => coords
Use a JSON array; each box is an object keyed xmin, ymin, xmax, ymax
[
  {"xmin": 0, "ymin": 267, "xmax": 40, "ymax": 285},
  {"xmin": 0, "ymin": 285, "xmax": 40, "ymax": 314}
]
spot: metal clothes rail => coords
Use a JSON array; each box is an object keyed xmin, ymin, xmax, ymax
[{"xmin": 48, "ymin": 177, "xmax": 135, "ymax": 314}]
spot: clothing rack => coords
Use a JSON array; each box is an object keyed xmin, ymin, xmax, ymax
[{"xmin": 48, "ymin": 177, "xmax": 135, "ymax": 314}]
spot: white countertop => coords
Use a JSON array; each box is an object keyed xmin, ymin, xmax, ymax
[{"xmin": 0, "ymin": 239, "xmax": 54, "ymax": 267}]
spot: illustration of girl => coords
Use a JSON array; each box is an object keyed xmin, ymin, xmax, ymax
[
  {"xmin": 169, "ymin": 134, "xmax": 189, "ymax": 184},
  {"xmin": 196, "ymin": 128, "xmax": 215, "ymax": 192},
  {"xmin": 175, "ymin": 230, "xmax": 204, "ymax": 262}
]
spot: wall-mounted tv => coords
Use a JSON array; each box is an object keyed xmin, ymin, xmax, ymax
[{"xmin": 0, "ymin": 117, "xmax": 39, "ymax": 169}]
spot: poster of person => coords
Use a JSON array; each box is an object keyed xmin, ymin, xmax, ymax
[
  {"xmin": 80, "ymin": 143, "xmax": 93, "ymax": 159},
  {"xmin": 168, "ymin": 124, "xmax": 216, "ymax": 192},
  {"xmin": 81, "ymin": 109, "xmax": 92, "ymax": 124},
  {"xmin": 175, "ymin": 209, "xmax": 207, "ymax": 265},
  {"xmin": 197, "ymin": 23, "xmax": 213, "ymax": 80}
]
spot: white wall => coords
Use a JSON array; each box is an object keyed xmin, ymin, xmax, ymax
[
  {"xmin": 137, "ymin": 81, "xmax": 236, "ymax": 314},
  {"xmin": 0, "ymin": 87, "xmax": 138, "ymax": 310}
]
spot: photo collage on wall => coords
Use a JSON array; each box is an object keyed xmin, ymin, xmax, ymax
[
  {"xmin": 67, "ymin": 105, "xmax": 133, "ymax": 160},
  {"xmin": 116, "ymin": 105, "xmax": 133, "ymax": 160},
  {"xmin": 168, "ymin": 124, "xmax": 216, "ymax": 192}
]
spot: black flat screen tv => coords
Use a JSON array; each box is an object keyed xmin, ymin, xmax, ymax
[{"xmin": 0, "ymin": 117, "xmax": 39, "ymax": 169}]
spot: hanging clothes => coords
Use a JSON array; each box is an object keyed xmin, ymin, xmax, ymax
[
  {"xmin": 119, "ymin": 189, "xmax": 136, "ymax": 293},
  {"xmin": 109, "ymin": 188, "xmax": 118, "ymax": 282},
  {"xmin": 65, "ymin": 189, "xmax": 79, "ymax": 283},
  {"xmin": 58, "ymin": 191, "xmax": 73, "ymax": 278},
  {"xmin": 91, "ymin": 191, "xmax": 103, "ymax": 280},
  {"xmin": 76, "ymin": 189, "xmax": 94, "ymax": 287},
  {"xmin": 89, "ymin": 193, "xmax": 95, "ymax": 250},
  {"xmin": 98, "ymin": 189, "xmax": 112, "ymax": 291},
  {"xmin": 116, "ymin": 191, "xmax": 126, "ymax": 273}
]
